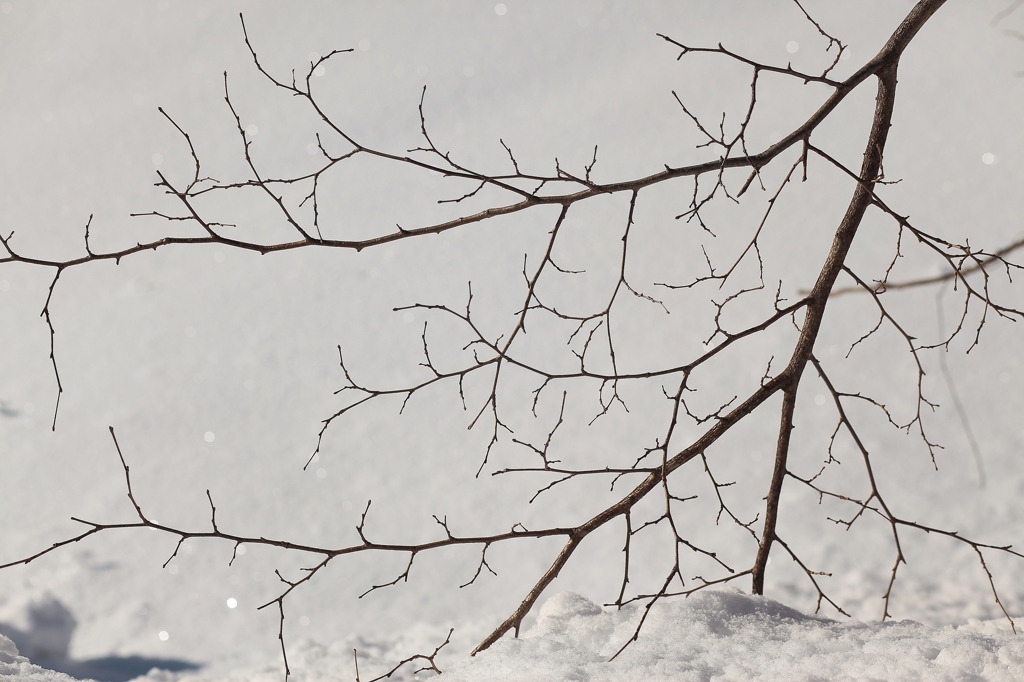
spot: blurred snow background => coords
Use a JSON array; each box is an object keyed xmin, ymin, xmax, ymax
[{"xmin": 1, "ymin": 1, "xmax": 1023, "ymax": 680}]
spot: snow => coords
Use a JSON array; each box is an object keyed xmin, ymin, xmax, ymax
[
  {"xmin": 1, "ymin": 1, "xmax": 1023, "ymax": 681},
  {"xmin": 0, "ymin": 632, "xmax": 89, "ymax": 682},
  {"xmin": 444, "ymin": 590, "xmax": 1024, "ymax": 682},
  {"xmin": 0, "ymin": 594, "xmax": 76, "ymax": 662},
  {"xmin": 6, "ymin": 590, "xmax": 1018, "ymax": 681}
]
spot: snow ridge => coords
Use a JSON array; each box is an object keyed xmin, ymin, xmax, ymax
[{"xmin": 442, "ymin": 589, "xmax": 1024, "ymax": 682}]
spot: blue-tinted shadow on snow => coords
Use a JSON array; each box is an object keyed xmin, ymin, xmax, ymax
[
  {"xmin": 36, "ymin": 655, "xmax": 202, "ymax": 682},
  {"xmin": 0, "ymin": 594, "xmax": 202, "ymax": 682}
]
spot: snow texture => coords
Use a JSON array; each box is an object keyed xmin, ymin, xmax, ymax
[
  {"xmin": 29, "ymin": 589, "xmax": 1018, "ymax": 682},
  {"xmin": 0, "ymin": 632, "xmax": 92, "ymax": 682},
  {"xmin": 444, "ymin": 590, "xmax": 1024, "ymax": 682}
]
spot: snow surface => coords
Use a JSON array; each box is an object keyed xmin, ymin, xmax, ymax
[
  {"xmin": 445, "ymin": 590, "xmax": 1024, "ymax": 682},
  {"xmin": 0, "ymin": 594, "xmax": 76, "ymax": 662},
  {"xmin": 0, "ymin": 633, "xmax": 89, "ymax": 682},
  {"xmin": 7, "ymin": 590, "xmax": 1021, "ymax": 681},
  {"xmin": 1, "ymin": 1, "xmax": 1023, "ymax": 681}
]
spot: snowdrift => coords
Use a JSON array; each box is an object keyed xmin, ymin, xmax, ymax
[
  {"xmin": 443, "ymin": 590, "xmax": 1024, "ymax": 682},
  {"xmin": 11, "ymin": 589, "xmax": 1014, "ymax": 682}
]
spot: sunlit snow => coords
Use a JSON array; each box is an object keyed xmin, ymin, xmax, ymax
[{"xmin": 1, "ymin": 2, "xmax": 1022, "ymax": 682}]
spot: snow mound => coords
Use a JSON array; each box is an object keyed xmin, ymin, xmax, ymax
[
  {"xmin": 0, "ymin": 633, "xmax": 91, "ymax": 682},
  {"xmin": 0, "ymin": 636, "xmax": 20, "ymax": 665},
  {"xmin": 33, "ymin": 589, "xmax": 1022, "ymax": 681},
  {"xmin": 0, "ymin": 594, "xmax": 76, "ymax": 663},
  {"xmin": 441, "ymin": 589, "xmax": 1024, "ymax": 682},
  {"xmin": 112, "ymin": 590, "xmax": 1024, "ymax": 681}
]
